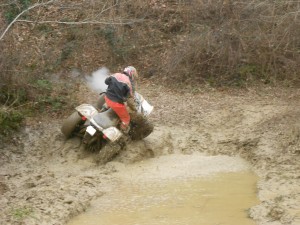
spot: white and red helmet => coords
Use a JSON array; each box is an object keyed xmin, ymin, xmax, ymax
[{"xmin": 123, "ymin": 66, "xmax": 138, "ymax": 80}]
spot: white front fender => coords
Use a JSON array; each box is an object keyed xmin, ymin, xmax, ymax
[{"xmin": 75, "ymin": 104, "xmax": 98, "ymax": 121}]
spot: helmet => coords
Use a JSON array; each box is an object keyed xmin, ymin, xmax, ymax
[{"xmin": 123, "ymin": 66, "xmax": 138, "ymax": 80}]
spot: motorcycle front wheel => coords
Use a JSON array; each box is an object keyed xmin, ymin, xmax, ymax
[
  {"xmin": 129, "ymin": 113, "xmax": 154, "ymax": 140},
  {"xmin": 84, "ymin": 132, "xmax": 104, "ymax": 152},
  {"xmin": 96, "ymin": 142, "xmax": 122, "ymax": 164}
]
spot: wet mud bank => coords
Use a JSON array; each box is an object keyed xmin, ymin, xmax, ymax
[{"xmin": 0, "ymin": 85, "xmax": 300, "ymax": 225}]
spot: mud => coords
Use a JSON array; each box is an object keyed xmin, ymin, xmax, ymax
[
  {"xmin": 0, "ymin": 83, "xmax": 300, "ymax": 225},
  {"xmin": 67, "ymin": 160, "xmax": 259, "ymax": 225}
]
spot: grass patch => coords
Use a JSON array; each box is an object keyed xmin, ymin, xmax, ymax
[
  {"xmin": 35, "ymin": 96, "xmax": 65, "ymax": 112},
  {"xmin": 33, "ymin": 79, "xmax": 52, "ymax": 91},
  {"xmin": 11, "ymin": 207, "xmax": 34, "ymax": 220}
]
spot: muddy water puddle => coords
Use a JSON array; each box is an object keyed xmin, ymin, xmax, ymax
[{"xmin": 67, "ymin": 166, "xmax": 259, "ymax": 225}]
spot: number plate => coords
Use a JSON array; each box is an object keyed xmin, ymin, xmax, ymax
[{"xmin": 86, "ymin": 125, "xmax": 97, "ymax": 136}]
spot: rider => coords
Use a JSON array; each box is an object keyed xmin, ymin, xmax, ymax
[{"xmin": 104, "ymin": 66, "xmax": 138, "ymax": 133}]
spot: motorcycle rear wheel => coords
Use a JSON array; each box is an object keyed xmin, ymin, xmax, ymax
[{"xmin": 61, "ymin": 112, "xmax": 82, "ymax": 138}]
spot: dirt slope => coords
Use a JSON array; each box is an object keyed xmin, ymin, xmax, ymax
[{"xmin": 0, "ymin": 82, "xmax": 300, "ymax": 225}]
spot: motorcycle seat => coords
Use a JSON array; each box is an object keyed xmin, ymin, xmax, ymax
[{"xmin": 93, "ymin": 108, "xmax": 119, "ymax": 129}]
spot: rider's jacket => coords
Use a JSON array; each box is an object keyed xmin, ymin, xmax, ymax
[{"xmin": 105, "ymin": 73, "xmax": 133, "ymax": 104}]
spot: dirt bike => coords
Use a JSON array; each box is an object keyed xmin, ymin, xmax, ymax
[{"xmin": 61, "ymin": 92, "xmax": 154, "ymax": 163}]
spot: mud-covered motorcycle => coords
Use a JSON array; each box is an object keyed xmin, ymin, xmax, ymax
[{"xmin": 61, "ymin": 92, "xmax": 154, "ymax": 163}]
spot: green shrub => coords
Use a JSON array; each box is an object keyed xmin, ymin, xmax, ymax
[
  {"xmin": 4, "ymin": 0, "xmax": 32, "ymax": 23},
  {"xmin": 34, "ymin": 79, "xmax": 52, "ymax": 91},
  {"xmin": 0, "ymin": 88, "xmax": 27, "ymax": 106},
  {"xmin": 0, "ymin": 108, "xmax": 24, "ymax": 136},
  {"xmin": 35, "ymin": 96, "xmax": 65, "ymax": 112}
]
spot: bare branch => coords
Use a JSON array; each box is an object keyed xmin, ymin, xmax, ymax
[
  {"xmin": 94, "ymin": 1, "xmax": 119, "ymax": 20},
  {"xmin": 15, "ymin": 18, "xmax": 144, "ymax": 26},
  {"xmin": 0, "ymin": 0, "xmax": 56, "ymax": 41},
  {"xmin": 0, "ymin": 1, "xmax": 18, "ymax": 7},
  {"xmin": 1, "ymin": 0, "xmax": 142, "ymax": 41}
]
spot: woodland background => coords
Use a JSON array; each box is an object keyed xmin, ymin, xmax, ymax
[{"xmin": 1, "ymin": 0, "xmax": 300, "ymax": 138}]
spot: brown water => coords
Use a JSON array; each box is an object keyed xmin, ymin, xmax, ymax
[{"xmin": 67, "ymin": 172, "xmax": 259, "ymax": 225}]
